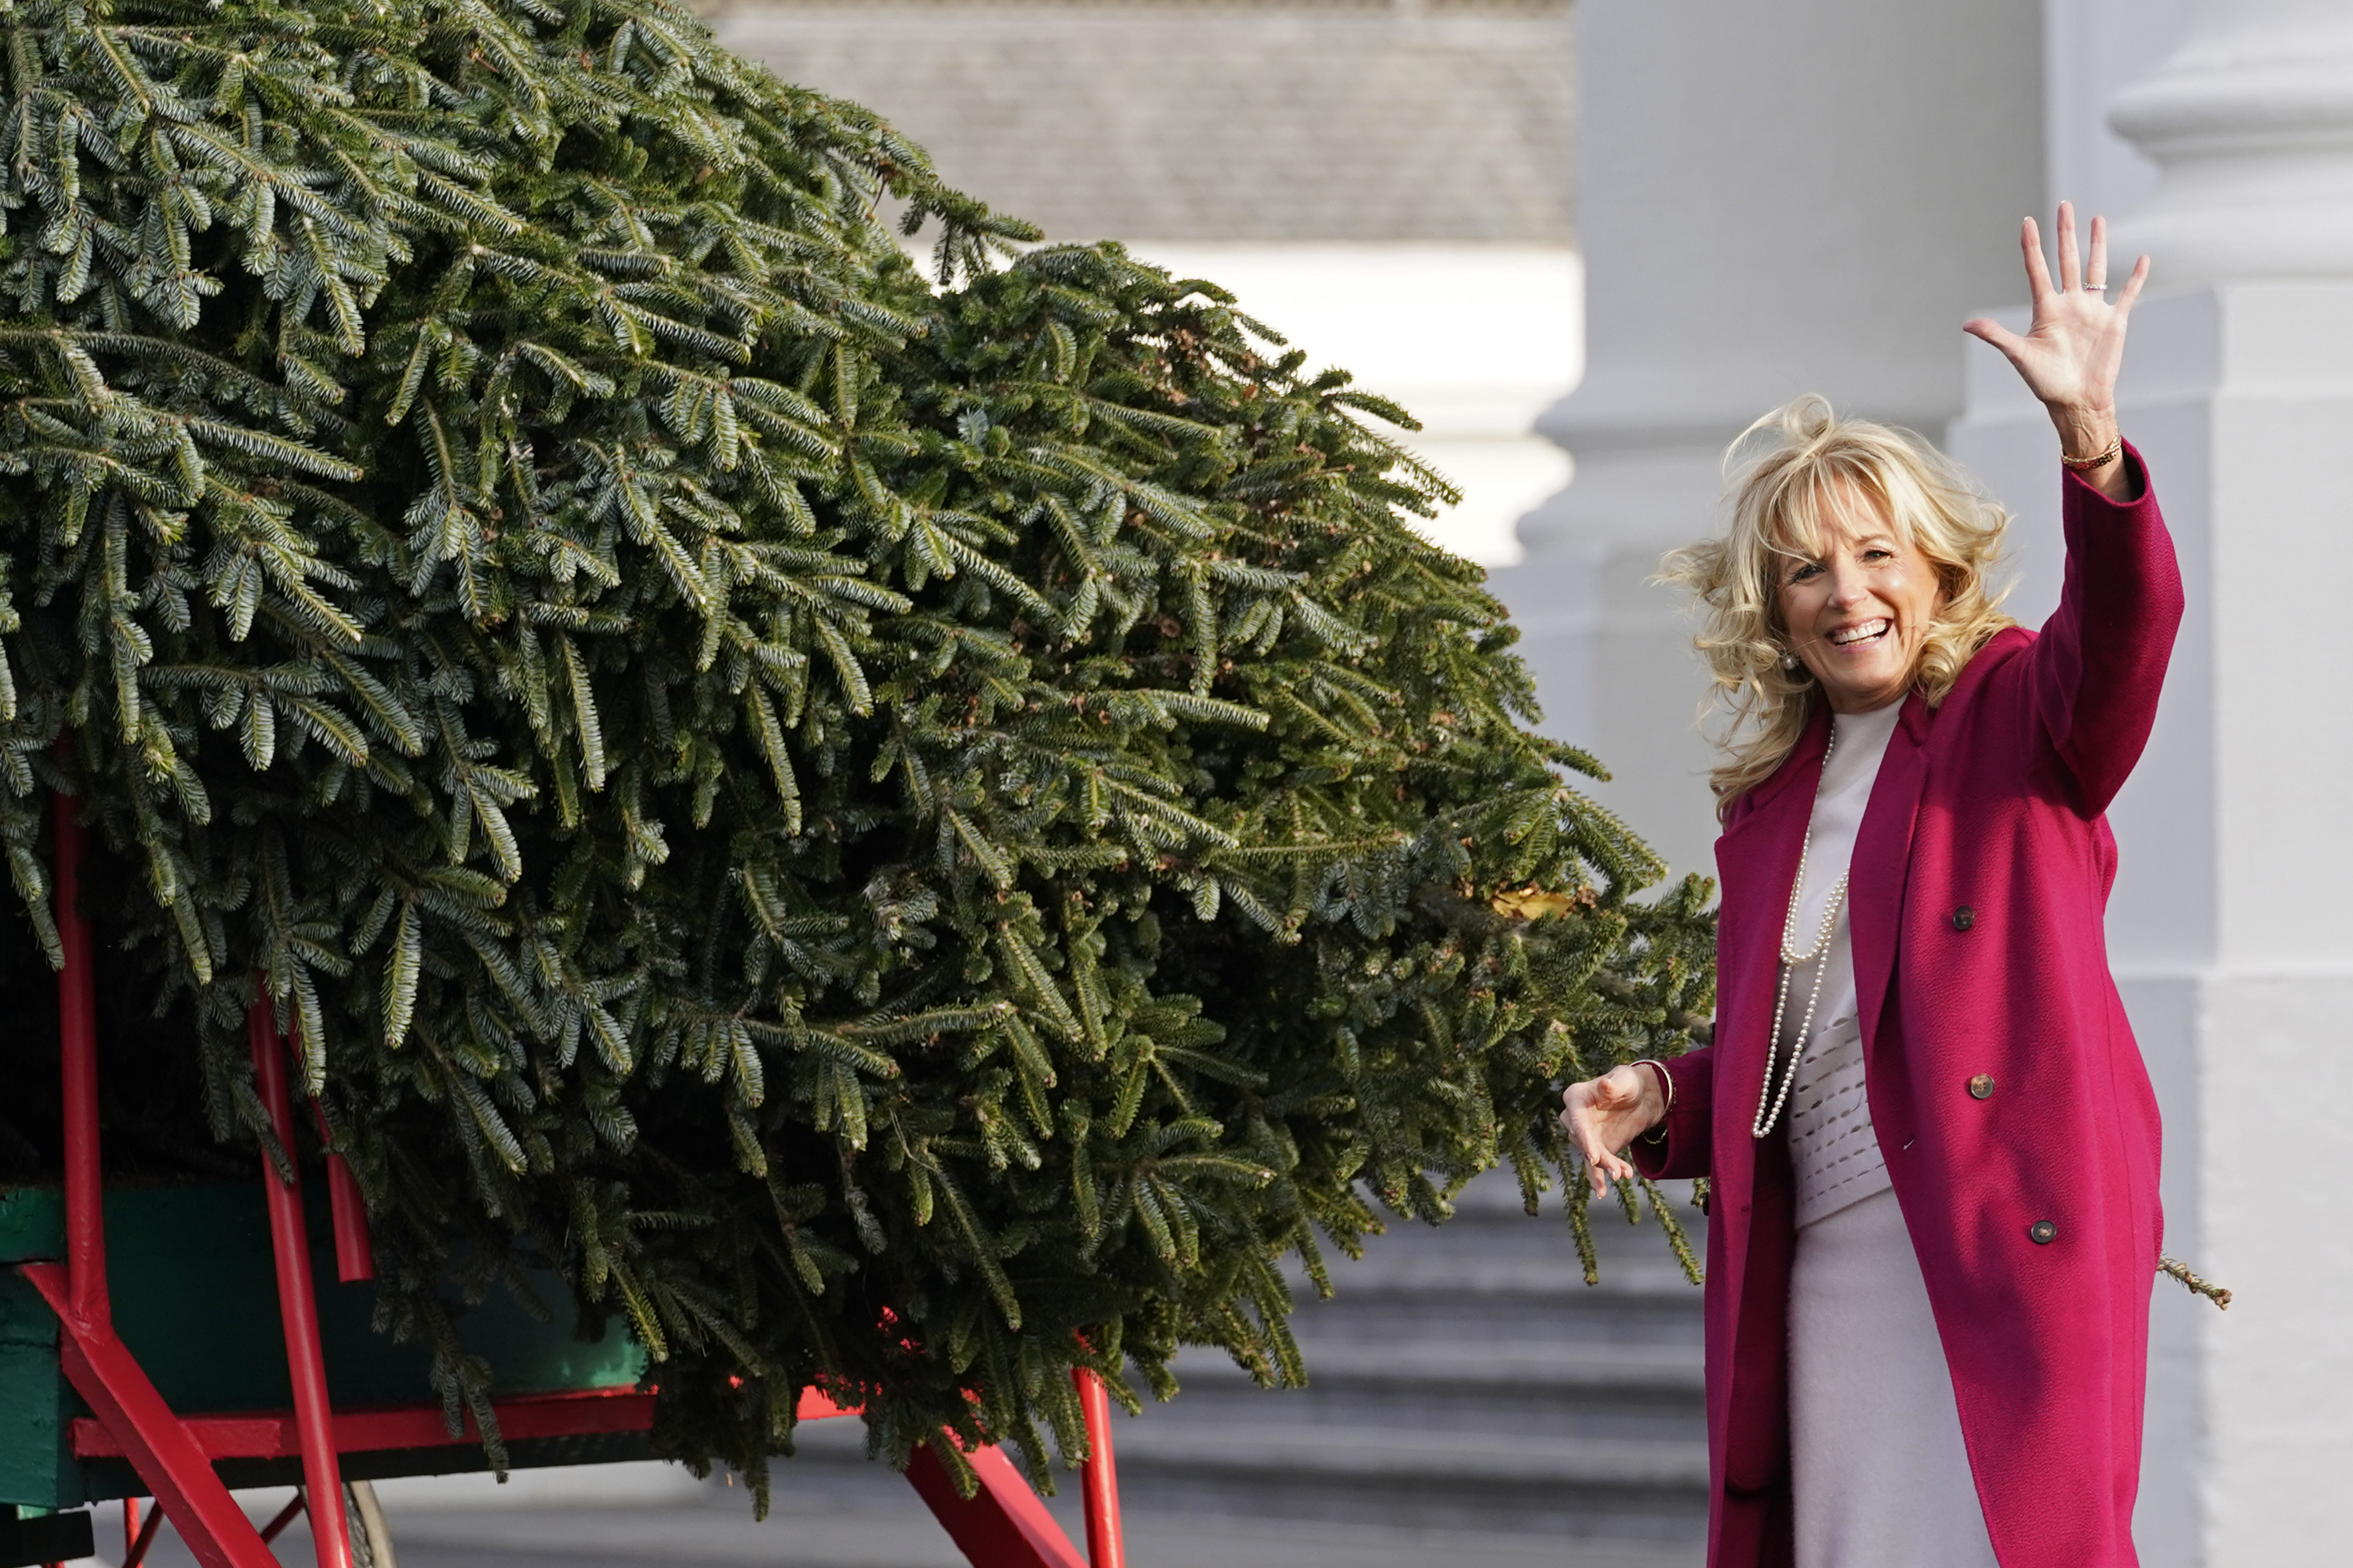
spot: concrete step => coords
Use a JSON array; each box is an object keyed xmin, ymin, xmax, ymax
[
  {"xmin": 778, "ymin": 1175, "xmax": 1714, "ymax": 1545},
  {"xmin": 1108, "ymin": 1421, "xmax": 1709, "ymax": 1491},
  {"xmin": 1176, "ymin": 1337, "xmax": 1705, "ymax": 1396},
  {"xmin": 1155, "ymin": 1338, "xmax": 1703, "ymax": 1449},
  {"xmin": 1099, "ymin": 1176, "xmax": 1711, "ymax": 1539},
  {"xmin": 777, "ymin": 1416, "xmax": 1708, "ymax": 1545},
  {"xmin": 370, "ymin": 1486, "xmax": 1705, "ymax": 1568}
]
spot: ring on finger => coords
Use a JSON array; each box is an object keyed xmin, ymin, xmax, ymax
[{"xmin": 2082, "ymin": 281, "xmax": 2107, "ymax": 291}]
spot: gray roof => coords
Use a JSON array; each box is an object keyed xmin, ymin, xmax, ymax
[{"xmin": 716, "ymin": 2, "xmax": 1573, "ymax": 243}]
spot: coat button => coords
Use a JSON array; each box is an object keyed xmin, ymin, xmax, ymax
[
  {"xmin": 2029, "ymin": 1220, "xmax": 2058, "ymax": 1245},
  {"xmin": 1951, "ymin": 906, "xmax": 1976, "ymax": 930},
  {"xmin": 1968, "ymin": 1074, "xmax": 1996, "ymax": 1100}
]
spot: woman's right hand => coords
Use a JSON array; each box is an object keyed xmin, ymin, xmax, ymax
[{"xmin": 1558, "ymin": 1064, "xmax": 1669, "ymax": 1196}]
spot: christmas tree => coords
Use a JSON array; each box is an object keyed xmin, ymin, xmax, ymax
[{"xmin": 0, "ymin": 0, "xmax": 1712, "ymax": 1502}]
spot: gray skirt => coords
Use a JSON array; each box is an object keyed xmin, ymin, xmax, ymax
[{"xmin": 1788, "ymin": 1186, "xmax": 2001, "ymax": 1568}]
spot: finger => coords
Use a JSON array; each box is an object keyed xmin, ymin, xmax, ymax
[
  {"xmin": 2113, "ymin": 253, "xmax": 2151, "ymax": 316},
  {"xmin": 1567, "ymin": 1112, "xmax": 1631, "ymax": 1196},
  {"xmin": 1565, "ymin": 1116, "xmax": 1608, "ymax": 1170},
  {"xmin": 2019, "ymin": 216, "xmax": 2054, "ymax": 303},
  {"xmin": 2087, "ymin": 213, "xmax": 2109, "ymax": 289},
  {"xmin": 1962, "ymin": 316, "xmax": 2031, "ymax": 362},
  {"xmin": 1563, "ymin": 1108, "xmax": 1609, "ymax": 1178},
  {"xmin": 2056, "ymin": 202, "xmax": 2080, "ymax": 292},
  {"xmin": 1590, "ymin": 1149, "xmax": 1632, "ymax": 1196}
]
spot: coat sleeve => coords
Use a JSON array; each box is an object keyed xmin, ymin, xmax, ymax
[
  {"xmin": 2030, "ymin": 444, "xmax": 2185, "ymax": 816},
  {"xmin": 1630, "ymin": 1048, "xmax": 1714, "ymax": 1181}
]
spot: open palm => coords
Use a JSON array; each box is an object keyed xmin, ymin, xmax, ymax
[{"xmin": 1963, "ymin": 204, "xmax": 2147, "ymax": 427}]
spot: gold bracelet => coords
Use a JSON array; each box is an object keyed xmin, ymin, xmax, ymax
[{"xmin": 2061, "ymin": 436, "xmax": 2123, "ymax": 471}]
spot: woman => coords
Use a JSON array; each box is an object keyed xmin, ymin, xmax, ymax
[{"xmin": 1558, "ymin": 204, "xmax": 2178, "ymax": 1568}]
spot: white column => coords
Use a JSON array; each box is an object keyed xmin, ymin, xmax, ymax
[
  {"xmin": 2108, "ymin": 0, "xmax": 2353, "ymax": 283},
  {"xmin": 1949, "ymin": 5, "xmax": 2353, "ymax": 1563},
  {"xmin": 1490, "ymin": 0, "xmax": 2046, "ymax": 881},
  {"xmin": 2043, "ymin": 0, "xmax": 2189, "ymax": 220}
]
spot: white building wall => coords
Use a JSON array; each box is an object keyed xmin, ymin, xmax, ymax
[
  {"xmin": 1112, "ymin": 244, "xmax": 1580, "ymax": 567},
  {"xmin": 1493, "ymin": 0, "xmax": 2046, "ymax": 881},
  {"xmin": 1534, "ymin": 0, "xmax": 2348, "ymax": 1560},
  {"xmin": 718, "ymin": 4, "xmax": 1584, "ymax": 569}
]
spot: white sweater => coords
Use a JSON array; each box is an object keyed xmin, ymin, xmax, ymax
[{"xmin": 1783, "ymin": 701, "xmax": 1901, "ymax": 1229}]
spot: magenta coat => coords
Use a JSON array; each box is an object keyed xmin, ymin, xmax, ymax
[{"xmin": 1632, "ymin": 449, "xmax": 2182, "ymax": 1568}]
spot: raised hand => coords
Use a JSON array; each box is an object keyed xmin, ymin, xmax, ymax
[
  {"xmin": 1559, "ymin": 1064, "xmax": 1667, "ymax": 1196},
  {"xmin": 1963, "ymin": 204, "xmax": 2148, "ymax": 498}
]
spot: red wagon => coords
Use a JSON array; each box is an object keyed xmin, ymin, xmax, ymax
[{"xmin": 3, "ymin": 793, "xmax": 1127, "ymax": 1568}]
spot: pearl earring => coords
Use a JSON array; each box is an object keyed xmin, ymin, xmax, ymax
[{"xmin": 1780, "ymin": 650, "xmax": 1799, "ymax": 671}]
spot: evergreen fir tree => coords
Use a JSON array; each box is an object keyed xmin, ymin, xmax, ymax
[{"xmin": 0, "ymin": 0, "xmax": 1714, "ymax": 1501}]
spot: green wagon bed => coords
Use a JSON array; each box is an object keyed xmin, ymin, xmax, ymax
[
  {"xmin": 0, "ymin": 1178, "xmax": 654, "ymax": 1510},
  {"xmin": 4, "ymin": 798, "xmax": 1125, "ymax": 1568}
]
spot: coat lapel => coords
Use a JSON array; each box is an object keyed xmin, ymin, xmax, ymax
[
  {"xmin": 1849, "ymin": 690, "xmax": 1931, "ymax": 1056},
  {"xmin": 1710, "ymin": 705, "xmax": 1831, "ymax": 1204}
]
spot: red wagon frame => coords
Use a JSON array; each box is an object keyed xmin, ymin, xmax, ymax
[{"xmin": 14, "ymin": 790, "xmax": 1126, "ymax": 1568}]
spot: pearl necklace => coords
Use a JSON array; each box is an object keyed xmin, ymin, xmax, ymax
[{"xmin": 1752, "ymin": 726, "xmax": 1849, "ymax": 1139}]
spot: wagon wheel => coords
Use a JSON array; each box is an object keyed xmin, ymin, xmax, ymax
[
  {"xmin": 122, "ymin": 1484, "xmax": 395, "ymax": 1568},
  {"xmin": 346, "ymin": 1480, "xmax": 396, "ymax": 1568},
  {"xmin": 250, "ymin": 1484, "xmax": 395, "ymax": 1568}
]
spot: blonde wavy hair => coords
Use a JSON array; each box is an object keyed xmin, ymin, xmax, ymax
[{"xmin": 1660, "ymin": 395, "xmax": 2017, "ymax": 812}]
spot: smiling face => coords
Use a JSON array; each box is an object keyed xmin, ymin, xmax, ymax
[{"xmin": 1774, "ymin": 480, "xmax": 1948, "ymax": 715}]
